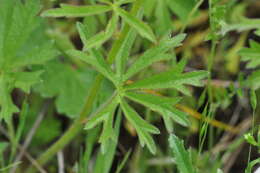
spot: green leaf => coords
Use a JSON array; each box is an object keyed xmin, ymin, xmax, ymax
[
  {"xmin": 239, "ymin": 40, "xmax": 260, "ymax": 69},
  {"xmin": 244, "ymin": 133, "xmax": 259, "ymax": 147},
  {"xmin": 167, "ymin": 0, "xmax": 196, "ymax": 22},
  {"xmin": 35, "ymin": 61, "xmax": 94, "ymax": 118},
  {"xmin": 124, "ymin": 34, "xmax": 186, "ymax": 80},
  {"xmin": 125, "ymin": 91, "xmax": 189, "ymax": 130},
  {"xmin": 116, "ymin": 0, "xmax": 136, "ymax": 6},
  {"xmin": 0, "ymin": 77, "xmax": 19, "ymax": 121},
  {"xmin": 12, "ymin": 71, "xmax": 43, "ymax": 93},
  {"xmin": 115, "ymin": 7, "xmax": 156, "ymax": 43},
  {"xmin": 41, "ymin": 4, "xmax": 112, "ymax": 17},
  {"xmin": 250, "ymin": 90, "xmax": 257, "ymax": 110},
  {"xmin": 0, "ymin": 0, "xmax": 58, "ymax": 120},
  {"xmin": 121, "ymin": 100, "xmax": 159, "ymax": 154},
  {"xmin": 169, "ymin": 134, "xmax": 196, "ymax": 173},
  {"xmin": 67, "ymin": 49, "xmax": 117, "ymax": 84},
  {"xmin": 125, "ymin": 69, "xmax": 208, "ymax": 96},
  {"xmin": 245, "ymin": 158, "xmax": 260, "ymax": 173},
  {"xmin": 85, "ymin": 94, "xmax": 119, "ymax": 130},
  {"xmin": 79, "ymin": 14, "xmax": 118, "ymax": 50}
]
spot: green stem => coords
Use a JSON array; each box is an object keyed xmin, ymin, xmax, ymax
[
  {"xmin": 7, "ymin": 119, "xmax": 16, "ymax": 164},
  {"xmin": 27, "ymin": 1, "xmax": 143, "ymax": 172}
]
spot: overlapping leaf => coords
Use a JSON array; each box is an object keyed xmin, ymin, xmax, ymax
[
  {"xmin": 0, "ymin": 0, "xmax": 58, "ymax": 121},
  {"xmin": 121, "ymin": 100, "xmax": 159, "ymax": 154},
  {"xmin": 123, "ymin": 34, "xmax": 186, "ymax": 80},
  {"xmin": 125, "ymin": 91, "xmax": 189, "ymax": 131},
  {"xmin": 125, "ymin": 69, "xmax": 208, "ymax": 96}
]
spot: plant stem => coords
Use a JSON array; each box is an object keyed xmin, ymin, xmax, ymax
[{"xmin": 27, "ymin": 1, "xmax": 143, "ymax": 172}]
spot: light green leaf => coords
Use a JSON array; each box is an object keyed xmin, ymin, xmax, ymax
[
  {"xmin": 35, "ymin": 60, "xmax": 114, "ymax": 118},
  {"xmin": 121, "ymin": 100, "xmax": 159, "ymax": 154},
  {"xmin": 116, "ymin": 0, "xmax": 136, "ymax": 6},
  {"xmin": 12, "ymin": 71, "xmax": 43, "ymax": 93},
  {"xmin": 0, "ymin": 77, "xmax": 19, "ymax": 121},
  {"xmin": 245, "ymin": 158, "xmax": 260, "ymax": 173},
  {"xmin": 81, "ymin": 14, "xmax": 118, "ymax": 50},
  {"xmin": 115, "ymin": 7, "xmax": 156, "ymax": 43},
  {"xmin": 250, "ymin": 90, "xmax": 257, "ymax": 110},
  {"xmin": 125, "ymin": 69, "xmax": 208, "ymax": 96},
  {"xmin": 85, "ymin": 94, "xmax": 119, "ymax": 130},
  {"xmin": 169, "ymin": 134, "xmax": 196, "ymax": 173},
  {"xmin": 124, "ymin": 34, "xmax": 186, "ymax": 80},
  {"xmin": 244, "ymin": 133, "xmax": 259, "ymax": 147},
  {"xmin": 41, "ymin": 4, "xmax": 112, "ymax": 17},
  {"xmin": 239, "ymin": 40, "xmax": 260, "ymax": 69},
  {"xmin": 167, "ymin": 0, "xmax": 196, "ymax": 22},
  {"xmin": 67, "ymin": 49, "xmax": 117, "ymax": 84},
  {"xmin": 125, "ymin": 91, "xmax": 189, "ymax": 130}
]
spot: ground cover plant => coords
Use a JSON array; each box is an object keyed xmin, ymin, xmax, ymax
[{"xmin": 0, "ymin": 0, "xmax": 260, "ymax": 172}]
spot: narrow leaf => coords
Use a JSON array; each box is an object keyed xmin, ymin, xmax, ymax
[
  {"xmin": 115, "ymin": 7, "xmax": 156, "ymax": 42},
  {"xmin": 169, "ymin": 134, "xmax": 196, "ymax": 173},
  {"xmin": 67, "ymin": 49, "xmax": 116, "ymax": 83},
  {"xmin": 124, "ymin": 34, "xmax": 186, "ymax": 80},
  {"xmin": 42, "ymin": 4, "xmax": 112, "ymax": 17},
  {"xmin": 125, "ymin": 69, "xmax": 208, "ymax": 95},
  {"xmin": 125, "ymin": 91, "xmax": 189, "ymax": 129}
]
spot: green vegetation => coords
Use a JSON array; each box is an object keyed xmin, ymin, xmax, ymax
[{"xmin": 0, "ymin": 0, "xmax": 259, "ymax": 172}]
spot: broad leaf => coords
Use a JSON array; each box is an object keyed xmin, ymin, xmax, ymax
[
  {"xmin": 36, "ymin": 60, "xmax": 114, "ymax": 118},
  {"xmin": 41, "ymin": 4, "xmax": 112, "ymax": 17},
  {"xmin": 169, "ymin": 134, "xmax": 196, "ymax": 173},
  {"xmin": 115, "ymin": 7, "xmax": 156, "ymax": 43},
  {"xmin": 125, "ymin": 69, "xmax": 208, "ymax": 96},
  {"xmin": 0, "ymin": 0, "xmax": 58, "ymax": 121},
  {"xmin": 125, "ymin": 91, "xmax": 189, "ymax": 131},
  {"xmin": 124, "ymin": 34, "xmax": 186, "ymax": 80}
]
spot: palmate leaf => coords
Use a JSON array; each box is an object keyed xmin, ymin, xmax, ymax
[
  {"xmin": 121, "ymin": 100, "xmax": 159, "ymax": 154},
  {"xmin": 0, "ymin": 0, "xmax": 58, "ymax": 121},
  {"xmin": 125, "ymin": 91, "xmax": 189, "ymax": 132},
  {"xmin": 125, "ymin": 68, "xmax": 208, "ymax": 96},
  {"xmin": 41, "ymin": 4, "xmax": 112, "ymax": 17},
  {"xmin": 169, "ymin": 134, "xmax": 196, "ymax": 173},
  {"xmin": 115, "ymin": 7, "xmax": 156, "ymax": 43},
  {"xmin": 123, "ymin": 34, "xmax": 186, "ymax": 81}
]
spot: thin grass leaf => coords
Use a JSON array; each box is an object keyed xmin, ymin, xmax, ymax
[
  {"xmin": 115, "ymin": 7, "xmax": 156, "ymax": 43},
  {"xmin": 41, "ymin": 4, "xmax": 112, "ymax": 17},
  {"xmin": 115, "ymin": 150, "xmax": 132, "ymax": 173},
  {"xmin": 169, "ymin": 134, "xmax": 196, "ymax": 173},
  {"xmin": 124, "ymin": 34, "xmax": 186, "ymax": 80}
]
